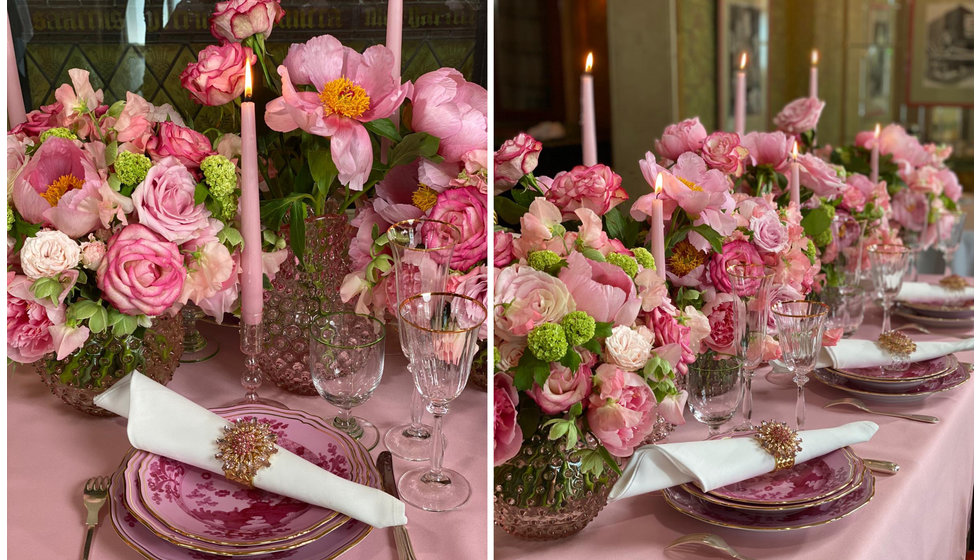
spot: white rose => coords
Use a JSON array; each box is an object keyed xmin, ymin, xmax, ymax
[
  {"xmin": 604, "ymin": 325, "xmax": 654, "ymax": 371},
  {"xmin": 496, "ymin": 341, "xmax": 525, "ymax": 372},
  {"xmin": 20, "ymin": 230, "xmax": 81, "ymax": 279}
]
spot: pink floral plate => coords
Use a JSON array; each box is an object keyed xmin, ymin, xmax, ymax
[
  {"xmin": 897, "ymin": 299, "xmax": 973, "ymax": 319},
  {"xmin": 828, "ymin": 354, "xmax": 957, "ymax": 390},
  {"xmin": 664, "ymin": 465, "xmax": 874, "ymax": 531},
  {"xmin": 814, "ymin": 363, "xmax": 971, "ymax": 404}
]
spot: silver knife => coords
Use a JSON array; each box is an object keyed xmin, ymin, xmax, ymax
[{"xmin": 377, "ymin": 451, "xmax": 418, "ymax": 560}]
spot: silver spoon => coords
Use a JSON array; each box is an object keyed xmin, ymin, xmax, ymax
[
  {"xmin": 824, "ymin": 398, "xmax": 939, "ymax": 423},
  {"xmin": 665, "ymin": 533, "xmax": 755, "ymax": 560}
]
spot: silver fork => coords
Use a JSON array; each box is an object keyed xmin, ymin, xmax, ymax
[
  {"xmin": 895, "ymin": 323, "xmax": 972, "ymax": 338},
  {"xmin": 81, "ymin": 476, "xmax": 110, "ymax": 560},
  {"xmin": 665, "ymin": 533, "xmax": 755, "ymax": 560},
  {"xmin": 824, "ymin": 397, "xmax": 939, "ymax": 423}
]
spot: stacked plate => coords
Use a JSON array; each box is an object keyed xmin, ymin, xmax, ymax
[
  {"xmin": 895, "ymin": 296, "xmax": 973, "ymax": 329},
  {"xmin": 663, "ymin": 445, "xmax": 874, "ymax": 531},
  {"xmin": 814, "ymin": 354, "xmax": 971, "ymax": 403},
  {"xmin": 108, "ymin": 404, "xmax": 377, "ymax": 559}
]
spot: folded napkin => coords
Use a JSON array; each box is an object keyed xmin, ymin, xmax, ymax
[
  {"xmin": 608, "ymin": 421, "xmax": 878, "ymax": 501},
  {"xmin": 94, "ymin": 372, "xmax": 407, "ymax": 528},
  {"xmin": 898, "ymin": 281, "xmax": 974, "ymax": 303},
  {"xmin": 818, "ymin": 338, "xmax": 974, "ymax": 370}
]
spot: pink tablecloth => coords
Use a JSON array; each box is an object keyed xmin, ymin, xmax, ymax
[
  {"xmin": 7, "ymin": 321, "xmax": 488, "ymax": 559},
  {"xmin": 495, "ymin": 305, "xmax": 974, "ymax": 560}
]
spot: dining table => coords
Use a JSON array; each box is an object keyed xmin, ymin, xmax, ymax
[
  {"xmin": 7, "ymin": 320, "xmax": 489, "ymax": 559},
  {"xmin": 494, "ymin": 283, "xmax": 974, "ymax": 560}
]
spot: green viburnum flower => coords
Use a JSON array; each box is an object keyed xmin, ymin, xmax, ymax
[
  {"xmin": 560, "ymin": 311, "xmax": 595, "ymax": 347},
  {"xmin": 812, "ymin": 227, "xmax": 832, "ymax": 248},
  {"xmin": 805, "ymin": 238, "xmax": 817, "ymax": 264},
  {"xmin": 493, "ymin": 346, "xmax": 501, "ymax": 367},
  {"xmin": 606, "ymin": 252, "xmax": 638, "ymax": 278},
  {"xmin": 114, "ymin": 151, "xmax": 152, "ymax": 186},
  {"xmin": 201, "ymin": 154, "xmax": 239, "ymax": 221},
  {"xmin": 7, "ymin": 206, "xmax": 14, "ymax": 231},
  {"xmin": 527, "ymin": 322, "xmax": 568, "ymax": 363},
  {"xmin": 38, "ymin": 127, "xmax": 77, "ymax": 143},
  {"xmin": 527, "ymin": 250, "xmax": 562, "ymax": 272},
  {"xmin": 632, "ymin": 247, "xmax": 656, "ymax": 270}
]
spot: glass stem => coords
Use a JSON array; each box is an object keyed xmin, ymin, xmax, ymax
[
  {"xmin": 427, "ymin": 404, "xmax": 449, "ymax": 481},
  {"xmin": 910, "ymin": 251, "xmax": 920, "ymax": 282},
  {"xmin": 405, "ymin": 387, "xmax": 431, "ymax": 438},
  {"xmin": 742, "ymin": 369, "xmax": 754, "ymax": 425},
  {"xmin": 944, "ymin": 250, "xmax": 954, "ymax": 276},
  {"xmin": 795, "ymin": 375, "xmax": 807, "ymax": 430},
  {"xmin": 240, "ymin": 322, "xmax": 262, "ymax": 403},
  {"xmin": 881, "ymin": 298, "xmax": 892, "ymax": 333}
]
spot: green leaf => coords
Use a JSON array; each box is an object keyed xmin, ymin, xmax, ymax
[
  {"xmin": 308, "ymin": 149, "xmax": 339, "ymax": 199},
  {"xmin": 689, "ymin": 224, "xmax": 724, "ymax": 254},
  {"xmin": 108, "ymin": 174, "xmax": 122, "ymax": 192},
  {"xmin": 30, "ymin": 277, "xmax": 62, "ymax": 303},
  {"xmin": 801, "ymin": 207, "xmax": 832, "ymax": 238},
  {"xmin": 388, "ymin": 132, "xmax": 441, "ymax": 169},
  {"xmin": 104, "ymin": 142, "xmax": 118, "ymax": 167},
  {"xmin": 364, "ymin": 118, "xmax": 402, "ymax": 142},
  {"xmin": 581, "ymin": 338, "xmax": 601, "ymax": 354},
  {"xmin": 559, "ymin": 346, "xmax": 581, "ymax": 372},
  {"xmin": 665, "ymin": 224, "xmax": 692, "ymax": 251},
  {"xmin": 493, "ymin": 196, "xmax": 530, "ymax": 227},
  {"xmin": 547, "ymin": 420, "xmax": 569, "ymax": 441},
  {"xmin": 603, "ymin": 207, "xmax": 641, "ymax": 247},
  {"xmin": 217, "ymin": 227, "xmax": 244, "ymax": 247},
  {"xmin": 596, "ymin": 445, "xmax": 624, "ymax": 476},
  {"xmin": 260, "ymin": 193, "xmax": 313, "ymax": 228},
  {"xmin": 593, "ymin": 321, "xmax": 613, "ymax": 339},
  {"xmin": 107, "ymin": 100, "xmax": 126, "ymax": 118},
  {"xmin": 194, "ymin": 182, "xmax": 210, "ymax": 205},
  {"xmin": 581, "ymin": 247, "xmax": 606, "ymax": 262},
  {"xmin": 289, "ymin": 200, "xmax": 307, "ymax": 268},
  {"xmin": 111, "ymin": 314, "xmax": 138, "ymax": 337},
  {"xmin": 88, "ymin": 307, "xmax": 108, "ymax": 333},
  {"xmin": 70, "ymin": 300, "xmax": 102, "ymax": 321},
  {"xmin": 569, "ymin": 401, "xmax": 583, "ymax": 418}
]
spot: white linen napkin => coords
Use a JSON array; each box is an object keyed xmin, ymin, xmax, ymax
[
  {"xmin": 608, "ymin": 421, "xmax": 878, "ymax": 501},
  {"xmin": 898, "ymin": 281, "xmax": 974, "ymax": 303},
  {"xmin": 818, "ymin": 338, "xmax": 974, "ymax": 369},
  {"xmin": 94, "ymin": 371, "xmax": 407, "ymax": 528}
]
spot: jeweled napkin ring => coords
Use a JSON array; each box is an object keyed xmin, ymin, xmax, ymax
[
  {"xmin": 939, "ymin": 274, "xmax": 970, "ymax": 291},
  {"xmin": 754, "ymin": 420, "xmax": 802, "ymax": 472},
  {"xmin": 215, "ymin": 417, "xmax": 278, "ymax": 487}
]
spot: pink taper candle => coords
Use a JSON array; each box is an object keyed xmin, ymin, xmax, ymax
[
  {"xmin": 240, "ymin": 61, "xmax": 263, "ymax": 326},
  {"xmin": 7, "ymin": 17, "xmax": 26, "ymax": 127},
  {"xmin": 809, "ymin": 49, "xmax": 819, "ymax": 98},
  {"xmin": 734, "ymin": 52, "xmax": 747, "ymax": 136},
  {"xmin": 581, "ymin": 52, "xmax": 597, "ymax": 166},
  {"xmin": 790, "ymin": 141, "xmax": 800, "ymax": 207},
  {"xmin": 386, "ymin": 0, "xmax": 403, "ymax": 81},
  {"xmin": 650, "ymin": 173, "xmax": 666, "ymax": 280},
  {"xmin": 870, "ymin": 123, "xmax": 881, "ymax": 183}
]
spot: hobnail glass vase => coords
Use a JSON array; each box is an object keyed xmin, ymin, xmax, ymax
[
  {"xmin": 34, "ymin": 313, "xmax": 184, "ymax": 415},
  {"xmin": 468, "ymin": 343, "xmax": 489, "ymax": 390},
  {"xmin": 259, "ymin": 215, "xmax": 356, "ymax": 394},
  {"xmin": 493, "ymin": 427, "xmax": 619, "ymax": 540}
]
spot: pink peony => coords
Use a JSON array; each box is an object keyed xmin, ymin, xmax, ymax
[
  {"xmin": 544, "ymin": 164, "xmax": 627, "ymax": 220},
  {"xmin": 857, "ymin": 124, "xmax": 928, "ymax": 170},
  {"xmin": 702, "ymin": 291, "xmax": 736, "ymax": 354},
  {"xmin": 750, "ymin": 210, "xmax": 789, "ymax": 254},
  {"xmin": 265, "ymin": 35, "xmax": 410, "ymax": 190},
  {"xmin": 586, "ymin": 364, "xmax": 658, "ymax": 457},
  {"xmin": 701, "ymin": 131, "xmax": 748, "ymax": 175},
  {"xmin": 181, "ymin": 43, "xmax": 257, "ymax": 106},
  {"xmin": 412, "ymin": 68, "xmax": 488, "ymax": 163},
  {"xmin": 7, "ymin": 272, "xmax": 67, "ymax": 363},
  {"xmin": 937, "ymin": 168, "xmax": 962, "ymax": 201},
  {"xmin": 494, "ymin": 133, "xmax": 542, "ymax": 193},
  {"xmin": 528, "ymin": 363, "xmax": 593, "ymax": 415},
  {"xmin": 890, "ymin": 189, "xmax": 929, "ymax": 232},
  {"xmin": 132, "ymin": 157, "xmax": 212, "ymax": 245},
  {"xmin": 559, "ymin": 251, "xmax": 640, "ymax": 325},
  {"xmin": 97, "ymin": 224, "xmax": 186, "ymax": 316},
  {"xmin": 655, "ymin": 117, "xmax": 707, "ymax": 162},
  {"xmin": 147, "ymin": 122, "xmax": 214, "ymax": 169},
  {"xmin": 494, "ymin": 264, "xmax": 575, "ymax": 340},
  {"xmin": 423, "ymin": 186, "xmax": 486, "ymax": 271},
  {"xmin": 494, "ymin": 230, "xmax": 515, "ymax": 267},
  {"xmin": 773, "ymin": 97, "xmax": 825, "ymax": 134},
  {"xmin": 494, "ymin": 374, "xmax": 523, "ymax": 466},
  {"xmin": 795, "ymin": 153, "xmax": 845, "ymax": 198},
  {"xmin": 839, "ymin": 182, "xmax": 868, "ymax": 211},
  {"xmin": 210, "ymin": 0, "xmax": 284, "ymax": 43},
  {"xmin": 371, "ymin": 162, "xmax": 424, "ymax": 224},
  {"xmin": 708, "ymin": 240, "xmax": 763, "ymax": 292},
  {"xmin": 741, "ymin": 131, "xmax": 794, "ymax": 167}
]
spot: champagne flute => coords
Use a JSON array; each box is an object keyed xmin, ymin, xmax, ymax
[
  {"xmin": 726, "ymin": 263, "xmax": 774, "ymax": 430},
  {"xmin": 771, "ymin": 300, "xmax": 828, "ymax": 429},
  {"xmin": 867, "ymin": 244, "xmax": 910, "ymax": 333}
]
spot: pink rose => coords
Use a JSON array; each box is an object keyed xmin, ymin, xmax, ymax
[
  {"xmin": 210, "ymin": 0, "xmax": 284, "ymax": 43},
  {"xmin": 655, "ymin": 117, "xmax": 707, "ymax": 162},
  {"xmin": 494, "ymin": 230, "xmax": 515, "ymax": 267},
  {"xmin": 423, "ymin": 186, "xmax": 486, "ymax": 271},
  {"xmin": 604, "ymin": 325, "xmax": 655, "ymax": 371},
  {"xmin": 447, "ymin": 265, "xmax": 488, "ymax": 339},
  {"xmin": 80, "ymin": 240, "xmax": 107, "ymax": 270},
  {"xmin": 7, "ymin": 272, "xmax": 66, "ymax": 363},
  {"xmin": 528, "ymin": 363, "xmax": 593, "ymax": 415},
  {"xmin": 773, "ymin": 97, "xmax": 825, "ymax": 134},
  {"xmin": 741, "ymin": 131, "xmax": 793, "ymax": 167},
  {"xmin": 586, "ymin": 364, "xmax": 657, "ymax": 457},
  {"xmin": 10, "ymin": 102, "xmax": 64, "ymax": 137},
  {"xmin": 494, "ymin": 133, "xmax": 542, "ymax": 192},
  {"xmin": 559, "ymin": 251, "xmax": 640, "ymax": 325},
  {"xmin": 701, "ymin": 131, "xmax": 748, "ymax": 175},
  {"xmin": 147, "ymin": 122, "xmax": 214, "ymax": 169},
  {"xmin": 750, "ymin": 210, "xmax": 789, "ymax": 254},
  {"xmin": 796, "ymin": 153, "xmax": 845, "ymax": 198},
  {"xmin": 708, "ymin": 240, "xmax": 763, "ymax": 293},
  {"xmin": 545, "ymin": 164, "xmax": 628, "ymax": 220},
  {"xmin": 494, "ymin": 374, "xmax": 523, "ymax": 466},
  {"xmin": 839, "ymin": 183, "xmax": 868, "ymax": 211},
  {"xmin": 97, "ymin": 224, "xmax": 186, "ymax": 316},
  {"xmin": 494, "ymin": 265, "xmax": 575, "ymax": 340},
  {"xmin": 181, "ymin": 43, "xmax": 257, "ymax": 106},
  {"xmin": 132, "ymin": 156, "xmax": 212, "ymax": 244},
  {"xmin": 411, "ymin": 68, "xmax": 488, "ymax": 163},
  {"xmin": 702, "ymin": 291, "xmax": 736, "ymax": 354}
]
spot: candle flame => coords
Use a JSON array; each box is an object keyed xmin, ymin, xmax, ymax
[
  {"xmin": 655, "ymin": 173, "xmax": 663, "ymax": 194},
  {"xmin": 585, "ymin": 52, "xmax": 594, "ymax": 73},
  {"xmin": 244, "ymin": 60, "xmax": 253, "ymax": 99},
  {"xmin": 874, "ymin": 123, "xmax": 881, "ymax": 138},
  {"xmin": 811, "ymin": 49, "xmax": 819, "ymax": 66},
  {"xmin": 739, "ymin": 51, "xmax": 747, "ymax": 70},
  {"xmin": 792, "ymin": 140, "xmax": 799, "ymax": 159}
]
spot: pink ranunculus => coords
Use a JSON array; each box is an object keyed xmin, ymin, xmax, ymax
[
  {"xmin": 96, "ymin": 224, "xmax": 186, "ymax": 316},
  {"xmin": 494, "ymin": 132, "xmax": 542, "ymax": 193},
  {"xmin": 702, "ymin": 291, "xmax": 737, "ymax": 354},
  {"xmin": 773, "ymin": 97, "xmax": 825, "ymax": 134},
  {"xmin": 132, "ymin": 157, "xmax": 212, "ymax": 245},
  {"xmin": 657, "ymin": 391, "xmax": 688, "ymax": 425},
  {"xmin": 423, "ymin": 186, "xmax": 486, "ymax": 271},
  {"xmin": 741, "ymin": 131, "xmax": 794, "ymax": 167},
  {"xmin": 559, "ymin": 251, "xmax": 640, "ymax": 325},
  {"xmin": 586, "ymin": 364, "xmax": 658, "ymax": 457},
  {"xmin": 265, "ymin": 35, "xmax": 410, "ymax": 190},
  {"xmin": 544, "ymin": 164, "xmax": 628, "ymax": 220},
  {"xmin": 750, "ymin": 210, "xmax": 789, "ymax": 254},
  {"xmin": 7, "ymin": 272, "xmax": 67, "ymax": 363},
  {"xmin": 529, "ymin": 362, "xmax": 593, "ymax": 415},
  {"xmin": 181, "ymin": 43, "xmax": 257, "ymax": 107},
  {"xmin": 494, "ymin": 230, "xmax": 515, "ymax": 267},
  {"xmin": 795, "ymin": 153, "xmax": 845, "ymax": 198},
  {"xmin": 890, "ymin": 189, "xmax": 929, "ymax": 232},
  {"xmin": 412, "ymin": 68, "xmax": 487, "ymax": 163},
  {"xmin": 493, "ymin": 374, "xmax": 523, "ymax": 466},
  {"xmin": 708, "ymin": 240, "xmax": 763, "ymax": 293},
  {"xmin": 10, "ymin": 102, "xmax": 64, "ymax": 137},
  {"xmin": 210, "ymin": 0, "xmax": 284, "ymax": 43},
  {"xmin": 655, "ymin": 117, "xmax": 707, "ymax": 162},
  {"xmin": 494, "ymin": 264, "xmax": 575, "ymax": 340},
  {"xmin": 701, "ymin": 131, "xmax": 748, "ymax": 175},
  {"xmin": 147, "ymin": 122, "xmax": 214, "ymax": 169}
]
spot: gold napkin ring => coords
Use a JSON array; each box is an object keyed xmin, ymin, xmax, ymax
[
  {"xmin": 754, "ymin": 420, "xmax": 802, "ymax": 472},
  {"xmin": 877, "ymin": 330, "xmax": 916, "ymax": 356},
  {"xmin": 215, "ymin": 417, "xmax": 278, "ymax": 487},
  {"xmin": 939, "ymin": 274, "xmax": 969, "ymax": 291}
]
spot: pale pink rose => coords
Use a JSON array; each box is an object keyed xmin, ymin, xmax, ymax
[
  {"xmin": 708, "ymin": 240, "xmax": 763, "ymax": 293},
  {"xmin": 529, "ymin": 363, "xmax": 593, "ymax": 415},
  {"xmin": 7, "ymin": 272, "xmax": 67, "ymax": 363},
  {"xmin": 750, "ymin": 210, "xmax": 789, "ymax": 254},
  {"xmin": 795, "ymin": 153, "xmax": 846, "ymax": 198},
  {"xmin": 424, "ymin": 186, "xmax": 486, "ymax": 271},
  {"xmin": 20, "ymin": 230, "xmax": 81, "ymax": 279},
  {"xmin": 412, "ymin": 68, "xmax": 487, "ymax": 163},
  {"xmin": 10, "ymin": 102, "xmax": 64, "ymax": 138},
  {"xmin": 741, "ymin": 131, "xmax": 794, "ymax": 167},
  {"xmin": 210, "ymin": 0, "xmax": 284, "ymax": 43},
  {"xmin": 494, "ymin": 264, "xmax": 575, "ymax": 340},
  {"xmin": 494, "ymin": 374, "xmax": 523, "ymax": 466},
  {"xmin": 494, "ymin": 132, "xmax": 542, "ymax": 192},
  {"xmin": 657, "ymin": 391, "xmax": 688, "ymax": 425},
  {"xmin": 937, "ymin": 168, "xmax": 962, "ymax": 201},
  {"xmin": 559, "ymin": 252, "xmax": 640, "ymax": 325},
  {"xmin": 496, "ymin": 341, "xmax": 525, "ymax": 372},
  {"xmin": 773, "ymin": 97, "xmax": 825, "ymax": 134},
  {"xmin": 180, "ymin": 241, "xmax": 235, "ymax": 305},
  {"xmin": 97, "ymin": 224, "xmax": 185, "ymax": 316},
  {"xmin": 702, "ymin": 291, "xmax": 736, "ymax": 354},
  {"xmin": 494, "ymin": 230, "xmax": 515, "ymax": 267},
  {"xmin": 635, "ymin": 268, "xmax": 668, "ymax": 312},
  {"xmin": 701, "ymin": 131, "xmax": 748, "ymax": 175},
  {"xmin": 79, "ymin": 240, "xmax": 107, "ymax": 270},
  {"xmin": 132, "ymin": 157, "xmax": 212, "ymax": 244},
  {"xmin": 147, "ymin": 122, "xmax": 214, "ymax": 169},
  {"xmin": 604, "ymin": 325, "xmax": 655, "ymax": 371},
  {"xmin": 181, "ymin": 43, "xmax": 257, "ymax": 107},
  {"xmin": 839, "ymin": 183, "xmax": 868, "ymax": 211},
  {"xmin": 890, "ymin": 189, "xmax": 929, "ymax": 232},
  {"xmin": 655, "ymin": 117, "xmax": 707, "ymax": 162},
  {"xmin": 544, "ymin": 164, "xmax": 628, "ymax": 220},
  {"xmin": 586, "ymin": 364, "xmax": 658, "ymax": 457}
]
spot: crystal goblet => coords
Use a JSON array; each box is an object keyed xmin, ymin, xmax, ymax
[
  {"xmin": 771, "ymin": 300, "xmax": 828, "ymax": 429},
  {"xmin": 726, "ymin": 262, "xmax": 774, "ymax": 430},
  {"xmin": 867, "ymin": 244, "xmax": 910, "ymax": 334},
  {"xmin": 686, "ymin": 353, "xmax": 744, "ymax": 438}
]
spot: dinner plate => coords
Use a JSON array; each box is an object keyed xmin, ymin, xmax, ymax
[
  {"xmin": 897, "ymin": 299, "xmax": 973, "ymax": 319},
  {"xmin": 827, "ymin": 354, "xmax": 958, "ymax": 391},
  {"xmin": 894, "ymin": 308, "xmax": 974, "ymax": 330},
  {"xmin": 813, "ymin": 363, "xmax": 971, "ymax": 404},
  {"xmin": 663, "ymin": 465, "xmax": 874, "ymax": 532}
]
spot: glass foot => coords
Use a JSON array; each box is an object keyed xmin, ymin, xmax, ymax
[
  {"xmin": 332, "ymin": 416, "xmax": 379, "ymax": 451},
  {"xmin": 384, "ymin": 423, "xmax": 446, "ymax": 462},
  {"xmin": 222, "ymin": 395, "xmax": 290, "ymax": 409},
  {"xmin": 398, "ymin": 467, "xmax": 471, "ymax": 512},
  {"xmin": 179, "ymin": 339, "xmax": 220, "ymax": 363}
]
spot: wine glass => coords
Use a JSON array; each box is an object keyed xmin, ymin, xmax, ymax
[
  {"xmin": 935, "ymin": 209, "xmax": 966, "ymax": 276},
  {"xmin": 397, "ymin": 292, "xmax": 486, "ymax": 511},
  {"xmin": 867, "ymin": 244, "xmax": 911, "ymax": 333},
  {"xmin": 898, "ymin": 192, "xmax": 930, "ymax": 281},
  {"xmin": 384, "ymin": 219, "xmax": 461, "ymax": 461},
  {"xmin": 309, "ymin": 312, "xmax": 386, "ymax": 451},
  {"xmin": 771, "ymin": 300, "xmax": 828, "ymax": 429},
  {"xmin": 686, "ymin": 353, "xmax": 744, "ymax": 437},
  {"xmin": 726, "ymin": 263, "xmax": 774, "ymax": 430},
  {"xmin": 823, "ymin": 213, "xmax": 868, "ymax": 335}
]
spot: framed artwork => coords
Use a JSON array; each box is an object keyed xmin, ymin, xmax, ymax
[
  {"xmin": 906, "ymin": 0, "xmax": 973, "ymax": 106},
  {"xmin": 717, "ymin": 0, "xmax": 769, "ymax": 134}
]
